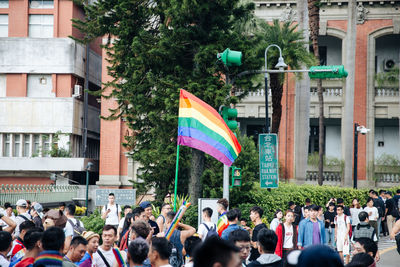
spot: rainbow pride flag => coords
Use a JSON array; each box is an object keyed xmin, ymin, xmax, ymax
[{"xmin": 178, "ymin": 89, "xmax": 241, "ymax": 166}]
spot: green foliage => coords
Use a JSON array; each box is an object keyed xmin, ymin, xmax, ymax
[
  {"xmin": 80, "ymin": 209, "xmax": 105, "ymax": 234},
  {"xmin": 166, "ymin": 194, "xmax": 191, "ymax": 212},
  {"xmin": 48, "ymin": 131, "xmax": 71, "ymax": 158},
  {"xmin": 375, "ymin": 67, "xmax": 399, "ymax": 88},
  {"xmin": 202, "ymin": 134, "xmax": 259, "ymax": 204},
  {"xmin": 73, "ymin": 0, "xmax": 264, "ymax": 201},
  {"xmin": 375, "ymin": 153, "xmax": 400, "ymax": 166},
  {"xmin": 307, "ymin": 153, "xmax": 344, "ymax": 168},
  {"xmin": 182, "ymin": 205, "xmax": 198, "ymax": 228}
]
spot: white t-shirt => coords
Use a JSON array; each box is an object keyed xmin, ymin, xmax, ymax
[
  {"xmin": 14, "ymin": 212, "xmax": 31, "ymax": 238},
  {"xmin": 197, "ymin": 221, "xmax": 216, "ymax": 241},
  {"xmin": 283, "ymin": 224, "xmax": 294, "ymax": 249},
  {"xmin": 0, "ymin": 254, "xmax": 9, "ymax": 267},
  {"xmin": 335, "ymin": 214, "xmax": 350, "ymax": 237},
  {"xmin": 64, "ymin": 217, "xmax": 85, "ymax": 237},
  {"xmin": 93, "ymin": 247, "xmax": 116, "ymax": 267},
  {"xmin": 350, "ymin": 208, "xmax": 362, "ymax": 226},
  {"xmin": 364, "ymin": 206, "xmax": 378, "ymax": 221},
  {"xmin": 101, "ymin": 204, "xmax": 121, "ymax": 225},
  {"xmin": 270, "ymin": 218, "xmax": 281, "ymax": 232}
]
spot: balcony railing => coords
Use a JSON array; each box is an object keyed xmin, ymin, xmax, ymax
[
  {"xmin": 310, "ymin": 88, "xmax": 343, "ymax": 97},
  {"xmin": 375, "ymin": 88, "xmax": 399, "ymax": 97},
  {"xmin": 0, "ymin": 184, "xmax": 79, "ymax": 204},
  {"xmin": 306, "ymin": 165, "xmax": 342, "ymax": 183},
  {"xmin": 374, "ymin": 165, "xmax": 400, "ymax": 183}
]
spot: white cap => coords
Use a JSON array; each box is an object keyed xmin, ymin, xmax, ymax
[{"xmin": 16, "ymin": 199, "xmax": 28, "ymax": 207}]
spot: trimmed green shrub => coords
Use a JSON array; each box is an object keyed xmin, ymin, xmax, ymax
[{"xmin": 81, "ymin": 209, "xmax": 105, "ymax": 234}]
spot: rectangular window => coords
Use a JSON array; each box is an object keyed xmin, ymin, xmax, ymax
[
  {"xmin": 42, "ymin": 134, "xmax": 50, "ymax": 156},
  {"xmin": 3, "ymin": 133, "xmax": 10, "ymax": 157},
  {"xmin": 28, "ymin": 15, "xmax": 53, "ymax": 38},
  {"xmin": 0, "ymin": 14, "xmax": 8, "ymax": 37},
  {"xmin": 29, "ymin": 0, "xmax": 53, "ymax": 9},
  {"xmin": 13, "ymin": 134, "xmax": 21, "ymax": 157},
  {"xmin": 27, "ymin": 74, "xmax": 54, "ymax": 97},
  {"xmin": 33, "ymin": 134, "xmax": 40, "ymax": 156},
  {"xmin": 0, "ymin": 1, "xmax": 9, "ymax": 8},
  {"xmin": 23, "ymin": 134, "xmax": 31, "ymax": 157}
]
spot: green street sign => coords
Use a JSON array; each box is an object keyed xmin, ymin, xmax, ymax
[
  {"xmin": 259, "ymin": 134, "xmax": 279, "ymax": 189},
  {"xmin": 308, "ymin": 65, "xmax": 348, "ymax": 79}
]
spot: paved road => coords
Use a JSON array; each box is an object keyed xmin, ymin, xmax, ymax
[{"xmin": 377, "ymin": 236, "xmax": 399, "ymax": 267}]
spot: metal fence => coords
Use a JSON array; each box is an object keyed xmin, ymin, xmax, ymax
[{"xmin": 0, "ymin": 184, "xmax": 79, "ymax": 205}]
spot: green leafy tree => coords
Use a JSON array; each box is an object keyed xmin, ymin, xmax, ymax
[
  {"xmin": 257, "ymin": 20, "xmax": 316, "ymax": 133},
  {"xmin": 72, "ymin": 0, "xmax": 263, "ymax": 202}
]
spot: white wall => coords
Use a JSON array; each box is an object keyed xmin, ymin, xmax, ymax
[
  {"xmin": 375, "ymin": 126, "xmax": 400, "ymax": 159},
  {"xmin": 27, "ymin": 74, "xmax": 54, "ymax": 97},
  {"xmin": 0, "ymin": 74, "xmax": 5, "ymax": 97},
  {"xmin": 326, "ymin": 125, "xmax": 341, "ymax": 158}
]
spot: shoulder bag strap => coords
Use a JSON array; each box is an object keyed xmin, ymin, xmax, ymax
[
  {"xmin": 97, "ymin": 249, "xmax": 111, "ymax": 267},
  {"xmin": 18, "ymin": 215, "xmax": 30, "ymax": 221},
  {"xmin": 203, "ymin": 223, "xmax": 210, "ymax": 231}
]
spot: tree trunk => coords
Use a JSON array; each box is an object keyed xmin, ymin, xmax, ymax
[
  {"xmin": 308, "ymin": 0, "xmax": 324, "ymax": 185},
  {"xmin": 270, "ymin": 73, "xmax": 283, "ymax": 134},
  {"xmin": 189, "ymin": 149, "xmax": 204, "ymax": 204}
]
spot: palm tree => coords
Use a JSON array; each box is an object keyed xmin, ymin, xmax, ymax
[
  {"xmin": 258, "ymin": 20, "xmax": 315, "ymax": 133},
  {"xmin": 308, "ymin": 0, "xmax": 324, "ymax": 185}
]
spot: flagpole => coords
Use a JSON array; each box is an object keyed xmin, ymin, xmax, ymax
[{"xmin": 173, "ymin": 143, "xmax": 180, "ymax": 211}]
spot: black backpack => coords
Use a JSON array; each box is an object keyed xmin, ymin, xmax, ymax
[
  {"xmin": 169, "ymin": 242, "xmax": 183, "ymax": 267},
  {"xmin": 203, "ymin": 223, "xmax": 218, "ymax": 240},
  {"xmin": 68, "ymin": 219, "xmax": 86, "ymax": 237}
]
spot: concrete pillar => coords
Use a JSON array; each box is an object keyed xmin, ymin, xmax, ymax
[
  {"xmin": 294, "ymin": 0, "xmax": 310, "ymax": 183},
  {"xmin": 342, "ymin": 0, "xmax": 357, "ymax": 187}
]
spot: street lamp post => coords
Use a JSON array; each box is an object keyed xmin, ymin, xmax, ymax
[
  {"xmin": 85, "ymin": 162, "xmax": 93, "ymax": 216},
  {"xmin": 264, "ymin": 45, "xmax": 287, "ymax": 133}
]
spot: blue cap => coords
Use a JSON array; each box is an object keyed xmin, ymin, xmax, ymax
[{"xmin": 139, "ymin": 201, "xmax": 152, "ymax": 209}]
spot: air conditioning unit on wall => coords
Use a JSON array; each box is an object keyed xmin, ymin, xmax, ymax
[
  {"xmin": 73, "ymin": 85, "xmax": 83, "ymax": 97},
  {"xmin": 383, "ymin": 59, "xmax": 396, "ymax": 72}
]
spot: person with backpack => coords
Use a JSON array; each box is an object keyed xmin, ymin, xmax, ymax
[
  {"xmin": 101, "ymin": 193, "xmax": 121, "ymax": 228},
  {"xmin": 197, "ymin": 207, "xmax": 217, "ymax": 241},
  {"xmin": 334, "ymin": 205, "xmax": 351, "ymax": 264},
  {"xmin": 14, "ymin": 199, "xmax": 32, "ymax": 238},
  {"xmin": 352, "ymin": 211, "xmax": 378, "ymax": 243},
  {"xmin": 165, "ymin": 211, "xmax": 195, "ymax": 267},
  {"xmin": 64, "ymin": 204, "xmax": 85, "ymax": 253}
]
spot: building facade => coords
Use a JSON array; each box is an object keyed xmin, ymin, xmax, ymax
[{"xmin": 0, "ymin": 0, "xmax": 101, "ymax": 185}]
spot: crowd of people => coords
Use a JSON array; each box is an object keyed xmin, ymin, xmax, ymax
[{"xmin": 0, "ymin": 190, "xmax": 399, "ymax": 267}]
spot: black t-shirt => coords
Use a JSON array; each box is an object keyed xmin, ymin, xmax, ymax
[
  {"xmin": 249, "ymin": 223, "xmax": 267, "ymax": 261},
  {"xmin": 149, "ymin": 219, "xmax": 160, "ymax": 235},
  {"xmin": 373, "ymin": 198, "xmax": 385, "ymax": 218},
  {"xmin": 385, "ymin": 198, "xmax": 398, "ymax": 217},
  {"xmin": 323, "ymin": 210, "xmax": 336, "ymax": 228}
]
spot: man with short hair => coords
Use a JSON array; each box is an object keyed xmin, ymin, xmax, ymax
[
  {"xmin": 156, "ymin": 203, "xmax": 172, "ymax": 233},
  {"xmin": 301, "ymin": 199, "xmax": 311, "ymax": 218},
  {"xmin": 193, "ymin": 236, "xmax": 241, "ymax": 267},
  {"xmin": 93, "ymin": 225, "xmax": 120, "ymax": 267},
  {"xmin": 14, "ymin": 199, "xmax": 32, "ymax": 238},
  {"xmin": 63, "ymin": 236, "xmax": 88, "ymax": 266},
  {"xmin": 197, "ymin": 207, "xmax": 216, "ymax": 241},
  {"xmin": 139, "ymin": 201, "xmax": 159, "ymax": 235},
  {"xmin": 1, "ymin": 202, "xmax": 16, "ymax": 233},
  {"xmin": 183, "ymin": 236, "xmax": 201, "ymax": 267},
  {"xmin": 216, "ymin": 198, "xmax": 229, "ymax": 237},
  {"xmin": 249, "ymin": 206, "xmax": 266, "ymax": 262},
  {"xmin": 148, "ymin": 237, "xmax": 173, "ymax": 267},
  {"xmin": 165, "ymin": 211, "xmax": 196, "ymax": 267},
  {"xmin": 64, "ymin": 204, "xmax": 85, "ymax": 252},
  {"xmin": 323, "ymin": 202, "xmax": 336, "ymax": 248},
  {"xmin": 101, "ymin": 193, "xmax": 121, "ymax": 228},
  {"xmin": 352, "ymin": 237, "xmax": 379, "ymax": 263},
  {"xmin": 352, "ymin": 211, "xmax": 377, "ymax": 243},
  {"xmin": 384, "ymin": 191, "xmax": 398, "ymax": 237},
  {"xmin": 34, "ymin": 227, "xmax": 66, "ymax": 266},
  {"xmin": 10, "ymin": 220, "xmax": 35, "ymax": 259},
  {"xmin": 334, "ymin": 205, "xmax": 351, "ymax": 264},
  {"xmin": 297, "ymin": 204, "xmax": 325, "ymax": 248},
  {"xmin": 59, "ymin": 202, "xmax": 66, "ymax": 213},
  {"xmin": 117, "ymin": 205, "xmax": 133, "ymax": 241},
  {"xmin": 369, "ymin": 190, "xmax": 385, "ymax": 238},
  {"xmin": 228, "ymin": 229, "xmax": 251, "ymax": 267},
  {"xmin": 248, "ymin": 229, "xmax": 282, "ymax": 267},
  {"xmin": 0, "ymin": 231, "xmax": 12, "ymax": 266},
  {"xmin": 221, "ymin": 209, "xmax": 240, "ymax": 241},
  {"xmin": 133, "ymin": 207, "xmax": 147, "ymax": 222},
  {"xmin": 14, "ymin": 228, "xmax": 43, "ymax": 267}
]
